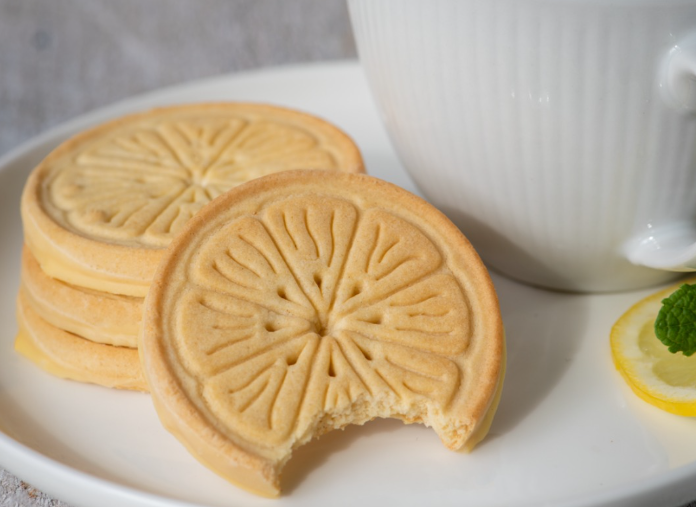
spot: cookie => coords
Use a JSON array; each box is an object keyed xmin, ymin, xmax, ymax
[
  {"xmin": 21, "ymin": 103, "xmax": 364, "ymax": 297},
  {"xmin": 20, "ymin": 246, "xmax": 141, "ymax": 347},
  {"xmin": 139, "ymin": 170, "xmax": 504, "ymax": 497},
  {"xmin": 15, "ymin": 290, "xmax": 147, "ymax": 391}
]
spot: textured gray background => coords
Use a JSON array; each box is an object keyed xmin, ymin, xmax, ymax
[
  {"xmin": 0, "ymin": 0, "xmax": 355, "ymax": 505},
  {"xmin": 0, "ymin": 0, "xmax": 356, "ymax": 159},
  {"xmin": 2, "ymin": 1, "xmax": 696, "ymax": 507}
]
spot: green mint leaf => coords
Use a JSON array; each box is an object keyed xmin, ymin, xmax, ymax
[{"xmin": 654, "ymin": 284, "xmax": 696, "ymax": 357}]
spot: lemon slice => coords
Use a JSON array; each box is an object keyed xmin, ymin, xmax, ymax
[{"xmin": 611, "ymin": 279, "xmax": 696, "ymax": 415}]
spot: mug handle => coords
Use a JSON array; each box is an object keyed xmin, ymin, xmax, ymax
[
  {"xmin": 625, "ymin": 224, "xmax": 696, "ymax": 272},
  {"xmin": 625, "ymin": 37, "xmax": 696, "ymax": 271},
  {"xmin": 661, "ymin": 35, "xmax": 696, "ymax": 113}
]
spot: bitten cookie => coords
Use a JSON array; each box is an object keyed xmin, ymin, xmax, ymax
[{"xmin": 139, "ymin": 170, "xmax": 505, "ymax": 497}]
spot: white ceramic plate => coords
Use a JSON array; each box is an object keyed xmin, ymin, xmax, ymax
[{"xmin": 2, "ymin": 61, "xmax": 696, "ymax": 507}]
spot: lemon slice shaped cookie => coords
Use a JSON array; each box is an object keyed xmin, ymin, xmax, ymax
[
  {"xmin": 22, "ymin": 103, "xmax": 364, "ymax": 297},
  {"xmin": 140, "ymin": 170, "xmax": 504, "ymax": 497},
  {"xmin": 20, "ymin": 246, "xmax": 142, "ymax": 347},
  {"xmin": 16, "ymin": 290, "xmax": 146, "ymax": 391}
]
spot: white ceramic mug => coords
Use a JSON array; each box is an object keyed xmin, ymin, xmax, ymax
[{"xmin": 349, "ymin": 0, "xmax": 696, "ymax": 292}]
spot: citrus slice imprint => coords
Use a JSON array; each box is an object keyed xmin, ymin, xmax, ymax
[
  {"xmin": 21, "ymin": 103, "xmax": 364, "ymax": 297},
  {"xmin": 140, "ymin": 170, "xmax": 505, "ymax": 497},
  {"xmin": 611, "ymin": 279, "xmax": 696, "ymax": 415}
]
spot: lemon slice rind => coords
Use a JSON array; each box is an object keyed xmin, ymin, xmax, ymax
[{"xmin": 611, "ymin": 280, "xmax": 696, "ymax": 416}]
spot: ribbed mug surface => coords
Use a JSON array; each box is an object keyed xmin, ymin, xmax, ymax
[{"xmin": 349, "ymin": 0, "xmax": 696, "ymax": 292}]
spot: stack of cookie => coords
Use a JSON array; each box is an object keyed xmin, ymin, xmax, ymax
[{"xmin": 16, "ymin": 102, "xmax": 364, "ymax": 390}]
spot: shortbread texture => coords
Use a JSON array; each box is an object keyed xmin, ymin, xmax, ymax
[
  {"xmin": 140, "ymin": 170, "xmax": 504, "ymax": 497},
  {"xmin": 21, "ymin": 103, "xmax": 364, "ymax": 297}
]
